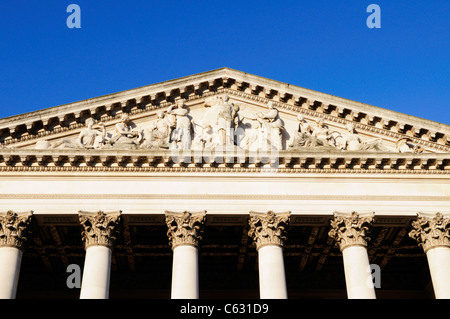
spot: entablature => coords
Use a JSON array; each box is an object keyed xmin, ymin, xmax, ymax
[{"xmin": 0, "ymin": 148, "xmax": 448, "ymax": 174}]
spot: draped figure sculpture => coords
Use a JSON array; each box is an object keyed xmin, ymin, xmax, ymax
[{"xmin": 255, "ymin": 101, "xmax": 284, "ymax": 151}]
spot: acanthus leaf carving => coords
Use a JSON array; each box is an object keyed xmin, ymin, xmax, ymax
[
  {"xmin": 409, "ymin": 212, "xmax": 450, "ymax": 253},
  {"xmin": 328, "ymin": 211, "xmax": 374, "ymax": 251},
  {"xmin": 79, "ymin": 210, "xmax": 122, "ymax": 249},
  {"xmin": 165, "ymin": 211, "xmax": 206, "ymax": 249},
  {"xmin": 0, "ymin": 210, "xmax": 33, "ymax": 250},
  {"xmin": 248, "ymin": 211, "xmax": 290, "ymax": 250}
]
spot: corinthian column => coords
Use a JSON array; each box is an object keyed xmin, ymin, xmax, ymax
[
  {"xmin": 165, "ymin": 211, "xmax": 206, "ymax": 299},
  {"xmin": 0, "ymin": 211, "xmax": 33, "ymax": 299},
  {"xmin": 79, "ymin": 210, "xmax": 121, "ymax": 299},
  {"xmin": 409, "ymin": 213, "xmax": 450, "ymax": 299},
  {"xmin": 248, "ymin": 211, "xmax": 290, "ymax": 299},
  {"xmin": 329, "ymin": 211, "xmax": 376, "ymax": 299}
]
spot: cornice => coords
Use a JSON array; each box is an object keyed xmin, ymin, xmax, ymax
[
  {"xmin": 1, "ymin": 68, "xmax": 449, "ymax": 149},
  {"xmin": 0, "ymin": 149, "xmax": 448, "ymax": 174}
]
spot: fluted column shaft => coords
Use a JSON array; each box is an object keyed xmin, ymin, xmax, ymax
[
  {"xmin": 166, "ymin": 211, "xmax": 206, "ymax": 299},
  {"xmin": 79, "ymin": 210, "xmax": 121, "ymax": 299},
  {"xmin": 409, "ymin": 213, "xmax": 450, "ymax": 299},
  {"xmin": 329, "ymin": 212, "xmax": 376, "ymax": 299},
  {"xmin": 248, "ymin": 211, "xmax": 290, "ymax": 299},
  {"xmin": 0, "ymin": 211, "xmax": 33, "ymax": 299}
]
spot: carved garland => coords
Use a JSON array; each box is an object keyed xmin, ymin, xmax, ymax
[
  {"xmin": 165, "ymin": 211, "xmax": 206, "ymax": 249},
  {"xmin": 248, "ymin": 211, "xmax": 291, "ymax": 250},
  {"xmin": 409, "ymin": 213, "xmax": 450, "ymax": 253},
  {"xmin": 78, "ymin": 210, "xmax": 122, "ymax": 249},
  {"xmin": 328, "ymin": 212, "xmax": 374, "ymax": 251},
  {"xmin": 0, "ymin": 211, "xmax": 33, "ymax": 250}
]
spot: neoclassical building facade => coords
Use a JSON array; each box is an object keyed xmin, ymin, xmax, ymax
[{"xmin": 0, "ymin": 68, "xmax": 449, "ymax": 299}]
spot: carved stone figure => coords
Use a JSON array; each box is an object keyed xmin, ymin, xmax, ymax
[
  {"xmin": 216, "ymin": 95, "xmax": 235, "ymax": 146},
  {"xmin": 141, "ymin": 108, "xmax": 175, "ymax": 149},
  {"xmin": 240, "ymin": 121, "xmax": 263, "ymax": 152},
  {"xmin": 312, "ymin": 119, "xmax": 337, "ymax": 147},
  {"xmin": 192, "ymin": 121, "xmax": 216, "ymax": 150},
  {"xmin": 288, "ymin": 116, "xmax": 338, "ymax": 151},
  {"xmin": 255, "ymin": 101, "xmax": 284, "ymax": 150},
  {"xmin": 169, "ymin": 100, "xmax": 192, "ymax": 150},
  {"xmin": 35, "ymin": 140, "xmax": 53, "ymax": 150},
  {"xmin": 396, "ymin": 138, "xmax": 424, "ymax": 153},
  {"xmin": 110, "ymin": 114, "xmax": 141, "ymax": 149},
  {"xmin": 78, "ymin": 118, "xmax": 108, "ymax": 149},
  {"xmin": 35, "ymin": 118, "xmax": 109, "ymax": 150},
  {"xmin": 341, "ymin": 123, "xmax": 390, "ymax": 152}
]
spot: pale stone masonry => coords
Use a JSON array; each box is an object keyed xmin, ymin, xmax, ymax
[
  {"xmin": 248, "ymin": 211, "xmax": 290, "ymax": 299},
  {"xmin": 0, "ymin": 69, "xmax": 449, "ymax": 299}
]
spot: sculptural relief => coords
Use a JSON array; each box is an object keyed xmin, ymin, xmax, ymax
[
  {"xmin": 29, "ymin": 97, "xmax": 413, "ymax": 154},
  {"xmin": 340, "ymin": 123, "xmax": 390, "ymax": 152},
  {"xmin": 169, "ymin": 100, "xmax": 192, "ymax": 150},
  {"xmin": 192, "ymin": 121, "xmax": 216, "ymax": 151},
  {"xmin": 110, "ymin": 114, "xmax": 141, "ymax": 150},
  {"xmin": 216, "ymin": 95, "xmax": 235, "ymax": 146},
  {"xmin": 396, "ymin": 138, "xmax": 424, "ymax": 153},
  {"xmin": 78, "ymin": 118, "xmax": 108, "ymax": 149},
  {"xmin": 255, "ymin": 101, "xmax": 284, "ymax": 151},
  {"xmin": 35, "ymin": 118, "xmax": 110, "ymax": 150},
  {"xmin": 140, "ymin": 108, "xmax": 175, "ymax": 149},
  {"xmin": 288, "ymin": 116, "xmax": 340, "ymax": 151}
]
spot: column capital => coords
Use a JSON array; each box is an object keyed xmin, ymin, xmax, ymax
[
  {"xmin": 409, "ymin": 212, "xmax": 450, "ymax": 253},
  {"xmin": 165, "ymin": 211, "xmax": 206, "ymax": 249},
  {"xmin": 0, "ymin": 211, "xmax": 33, "ymax": 250},
  {"xmin": 248, "ymin": 211, "xmax": 290, "ymax": 250},
  {"xmin": 79, "ymin": 210, "xmax": 122, "ymax": 249},
  {"xmin": 328, "ymin": 211, "xmax": 374, "ymax": 251}
]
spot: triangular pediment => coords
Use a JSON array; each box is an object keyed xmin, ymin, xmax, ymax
[{"xmin": 0, "ymin": 68, "xmax": 449, "ymax": 155}]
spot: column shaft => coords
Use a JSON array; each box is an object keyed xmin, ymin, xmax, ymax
[
  {"xmin": 426, "ymin": 246, "xmax": 450, "ymax": 299},
  {"xmin": 80, "ymin": 245, "xmax": 112, "ymax": 299},
  {"xmin": 409, "ymin": 213, "xmax": 450, "ymax": 299},
  {"xmin": 171, "ymin": 245, "xmax": 199, "ymax": 299},
  {"xmin": 342, "ymin": 245, "xmax": 376, "ymax": 299},
  {"xmin": 0, "ymin": 247, "xmax": 22, "ymax": 299},
  {"xmin": 258, "ymin": 245, "xmax": 287, "ymax": 299},
  {"xmin": 329, "ymin": 212, "xmax": 376, "ymax": 299},
  {"xmin": 165, "ymin": 211, "xmax": 206, "ymax": 300},
  {"xmin": 248, "ymin": 211, "xmax": 290, "ymax": 299},
  {"xmin": 0, "ymin": 210, "xmax": 33, "ymax": 299},
  {"xmin": 78, "ymin": 210, "xmax": 121, "ymax": 299}
]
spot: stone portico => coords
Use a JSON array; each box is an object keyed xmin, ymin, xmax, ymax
[{"xmin": 0, "ymin": 68, "xmax": 449, "ymax": 299}]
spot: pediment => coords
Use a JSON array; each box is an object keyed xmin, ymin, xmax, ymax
[{"xmin": 0, "ymin": 68, "xmax": 449, "ymax": 155}]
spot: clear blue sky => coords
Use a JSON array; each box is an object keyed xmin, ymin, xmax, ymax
[{"xmin": 0, "ymin": 1, "xmax": 448, "ymax": 124}]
